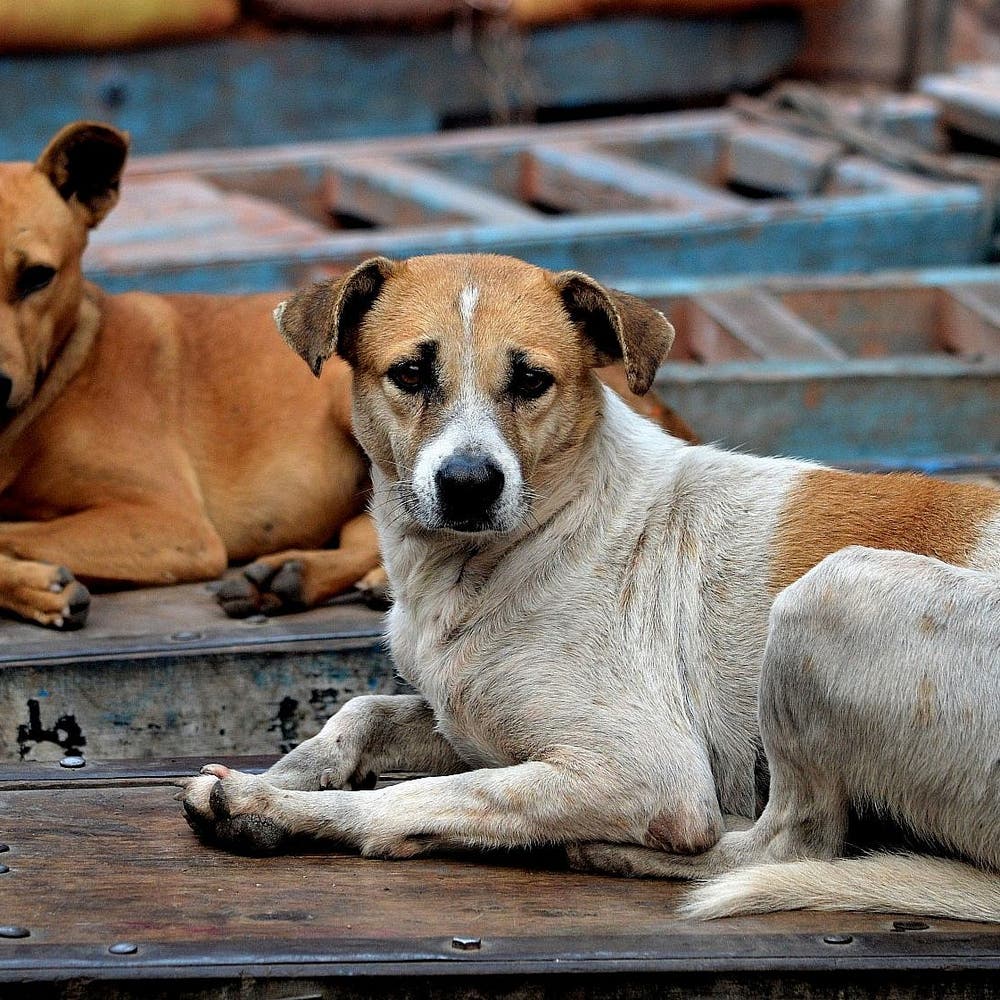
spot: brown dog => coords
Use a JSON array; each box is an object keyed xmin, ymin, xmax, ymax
[{"xmin": 0, "ymin": 121, "xmax": 694, "ymax": 629}]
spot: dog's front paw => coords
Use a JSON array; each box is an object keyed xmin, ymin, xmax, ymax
[
  {"xmin": 216, "ymin": 559, "xmax": 312, "ymax": 618},
  {"xmin": 215, "ymin": 568, "xmax": 282, "ymax": 618},
  {"xmin": 180, "ymin": 765, "xmax": 290, "ymax": 854},
  {"xmin": 4, "ymin": 563, "xmax": 90, "ymax": 629},
  {"xmin": 354, "ymin": 566, "xmax": 391, "ymax": 610}
]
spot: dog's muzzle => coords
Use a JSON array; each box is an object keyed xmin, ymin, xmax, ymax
[{"xmin": 434, "ymin": 451, "xmax": 505, "ymax": 531}]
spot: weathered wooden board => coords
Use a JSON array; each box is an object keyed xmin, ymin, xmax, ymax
[
  {"xmin": 628, "ymin": 266, "xmax": 1000, "ymax": 465},
  {"xmin": 0, "ymin": 581, "xmax": 391, "ymax": 763},
  {"xmin": 0, "ymin": 760, "xmax": 997, "ymax": 998},
  {"xmin": 921, "ymin": 63, "xmax": 1000, "ymax": 146},
  {"xmin": 0, "ymin": 13, "xmax": 803, "ymax": 162},
  {"xmin": 81, "ymin": 111, "xmax": 989, "ymax": 293}
]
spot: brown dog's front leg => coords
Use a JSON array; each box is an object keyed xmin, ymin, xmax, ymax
[
  {"xmin": 0, "ymin": 506, "xmax": 226, "ymax": 628},
  {"xmin": 0, "ymin": 506, "xmax": 227, "ymax": 585},
  {"xmin": 217, "ymin": 513, "xmax": 383, "ymax": 617}
]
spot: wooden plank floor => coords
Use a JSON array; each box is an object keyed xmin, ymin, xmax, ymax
[{"xmin": 2, "ymin": 762, "xmax": 999, "ymax": 998}]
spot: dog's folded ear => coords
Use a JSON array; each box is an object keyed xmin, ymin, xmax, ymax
[
  {"xmin": 551, "ymin": 271, "xmax": 675, "ymax": 396},
  {"xmin": 274, "ymin": 257, "xmax": 397, "ymax": 376},
  {"xmin": 36, "ymin": 121, "xmax": 129, "ymax": 228}
]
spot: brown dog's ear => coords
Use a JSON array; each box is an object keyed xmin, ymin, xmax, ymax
[
  {"xmin": 551, "ymin": 271, "xmax": 675, "ymax": 396},
  {"xmin": 274, "ymin": 256, "xmax": 397, "ymax": 376},
  {"xmin": 36, "ymin": 121, "xmax": 129, "ymax": 228}
]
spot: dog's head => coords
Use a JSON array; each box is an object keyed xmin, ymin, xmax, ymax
[
  {"xmin": 277, "ymin": 254, "xmax": 674, "ymax": 536},
  {"xmin": 0, "ymin": 121, "xmax": 128, "ymax": 421}
]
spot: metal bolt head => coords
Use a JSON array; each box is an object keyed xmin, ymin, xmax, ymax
[
  {"xmin": 109, "ymin": 942, "xmax": 138, "ymax": 955},
  {"xmin": 451, "ymin": 935, "xmax": 482, "ymax": 951},
  {"xmin": 823, "ymin": 934, "xmax": 853, "ymax": 945},
  {"xmin": 0, "ymin": 844, "xmax": 8, "ymax": 853},
  {"xmin": 0, "ymin": 865, "xmax": 9, "ymax": 874},
  {"xmin": 59, "ymin": 755, "xmax": 86, "ymax": 769},
  {"xmin": 170, "ymin": 630, "xmax": 204, "ymax": 642},
  {"xmin": 0, "ymin": 926, "xmax": 29, "ymax": 939},
  {"xmin": 892, "ymin": 920, "xmax": 929, "ymax": 932}
]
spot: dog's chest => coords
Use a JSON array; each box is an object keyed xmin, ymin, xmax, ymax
[{"xmin": 386, "ymin": 546, "xmax": 602, "ymax": 767}]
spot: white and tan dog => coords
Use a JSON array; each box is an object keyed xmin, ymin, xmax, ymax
[{"xmin": 183, "ymin": 253, "xmax": 1000, "ymax": 922}]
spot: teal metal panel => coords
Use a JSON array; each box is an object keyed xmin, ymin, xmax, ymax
[{"xmin": 0, "ymin": 14, "xmax": 802, "ymax": 160}]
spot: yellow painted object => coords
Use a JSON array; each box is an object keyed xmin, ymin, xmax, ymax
[
  {"xmin": 0, "ymin": 0, "xmax": 239, "ymax": 52},
  {"xmin": 507, "ymin": 0, "xmax": 819, "ymax": 26}
]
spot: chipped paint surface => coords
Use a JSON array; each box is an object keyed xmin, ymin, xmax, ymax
[{"xmin": 0, "ymin": 582, "xmax": 395, "ymax": 762}]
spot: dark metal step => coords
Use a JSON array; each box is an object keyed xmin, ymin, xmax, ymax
[{"xmin": 0, "ymin": 582, "xmax": 391, "ymax": 763}]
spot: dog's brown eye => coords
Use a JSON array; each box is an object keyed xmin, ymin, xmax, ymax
[
  {"xmin": 509, "ymin": 367, "xmax": 554, "ymax": 401},
  {"xmin": 16, "ymin": 265, "xmax": 56, "ymax": 300},
  {"xmin": 387, "ymin": 361, "xmax": 433, "ymax": 394}
]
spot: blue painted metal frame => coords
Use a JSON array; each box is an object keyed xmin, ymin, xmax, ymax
[
  {"xmin": 0, "ymin": 13, "xmax": 802, "ymax": 160},
  {"xmin": 82, "ymin": 111, "xmax": 990, "ymax": 293}
]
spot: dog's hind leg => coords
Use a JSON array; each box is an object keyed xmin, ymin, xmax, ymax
[
  {"xmin": 684, "ymin": 548, "xmax": 1000, "ymax": 922},
  {"xmin": 217, "ymin": 513, "xmax": 383, "ymax": 617},
  {"xmin": 566, "ymin": 815, "xmax": 756, "ymax": 878},
  {"xmin": 567, "ymin": 733, "xmax": 847, "ymax": 882}
]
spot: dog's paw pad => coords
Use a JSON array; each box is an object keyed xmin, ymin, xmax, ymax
[
  {"xmin": 182, "ymin": 770, "xmax": 290, "ymax": 854},
  {"xmin": 217, "ymin": 813, "xmax": 288, "ymax": 854},
  {"xmin": 215, "ymin": 576, "xmax": 259, "ymax": 618},
  {"xmin": 243, "ymin": 561, "xmax": 279, "ymax": 589},
  {"xmin": 355, "ymin": 567, "xmax": 391, "ymax": 610},
  {"xmin": 58, "ymin": 582, "xmax": 90, "ymax": 630},
  {"xmin": 269, "ymin": 561, "xmax": 305, "ymax": 609},
  {"xmin": 48, "ymin": 566, "xmax": 75, "ymax": 593}
]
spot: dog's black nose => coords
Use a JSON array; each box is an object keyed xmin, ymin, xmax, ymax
[
  {"xmin": 0, "ymin": 374, "xmax": 12, "ymax": 412},
  {"xmin": 435, "ymin": 452, "xmax": 505, "ymax": 525}
]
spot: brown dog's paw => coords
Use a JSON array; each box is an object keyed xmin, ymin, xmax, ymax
[
  {"xmin": 215, "ymin": 569, "xmax": 284, "ymax": 618},
  {"xmin": 5, "ymin": 564, "xmax": 91, "ymax": 630},
  {"xmin": 216, "ymin": 560, "xmax": 309, "ymax": 618},
  {"xmin": 57, "ymin": 579, "xmax": 91, "ymax": 630},
  {"xmin": 354, "ymin": 566, "xmax": 391, "ymax": 610},
  {"xmin": 182, "ymin": 766, "xmax": 290, "ymax": 854}
]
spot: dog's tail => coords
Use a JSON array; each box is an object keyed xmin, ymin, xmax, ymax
[{"xmin": 680, "ymin": 854, "xmax": 1000, "ymax": 924}]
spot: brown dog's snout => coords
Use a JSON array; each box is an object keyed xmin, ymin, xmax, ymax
[{"xmin": 435, "ymin": 452, "xmax": 505, "ymax": 529}]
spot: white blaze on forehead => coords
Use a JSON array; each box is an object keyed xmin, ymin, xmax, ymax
[
  {"xmin": 408, "ymin": 282, "xmax": 523, "ymax": 526},
  {"xmin": 458, "ymin": 284, "xmax": 480, "ymax": 392},
  {"xmin": 458, "ymin": 284, "xmax": 480, "ymax": 345}
]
